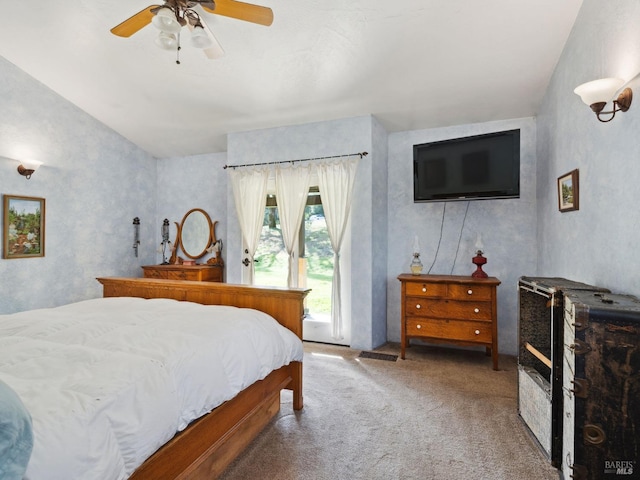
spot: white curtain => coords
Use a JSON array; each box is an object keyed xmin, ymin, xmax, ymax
[
  {"xmin": 228, "ymin": 166, "xmax": 269, "ymax": 285},
  {"xmin": 316, "ymin": 156, "xmax": 360, "ymax": 340},
  {"xmin": 276, "ymin": 164, "xmax": 311, "ymax": 288}
]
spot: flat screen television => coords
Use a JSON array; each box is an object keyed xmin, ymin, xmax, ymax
[{"xmin": 413, "ymin": 129, "xmax": 520, "ymax": 202}]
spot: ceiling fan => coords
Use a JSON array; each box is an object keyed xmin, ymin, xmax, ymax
[{"xmin": 110, "ymin": 0, "xmax": 273, "ymax": 61}]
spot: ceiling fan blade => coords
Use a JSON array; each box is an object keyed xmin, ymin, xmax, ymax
[
  {"xmin": 203, "ymin": 43, "xmax": 225, "ymax": 59},
  {"xmin": 110, "ymin": 5, "xmax": 162, "ymax": 37},
  {"xmin": 201, "ymin": 0, "xmax": 273, "ymax": 26},
  {"xmin": 201, "ymin": 25, "xmax": 225, "ymax": 59},
  {"xmin": 187, "ymin": 17, "xmax": 225, "ymax": 60}
]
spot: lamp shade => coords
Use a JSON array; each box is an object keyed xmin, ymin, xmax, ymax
[
  {"xmin": 21, "ymin": 160, "xmax": 42, "ymax": 171},
  {"xmin": 574, "ymin": 78, "xmax": 625, "ymax": 106},
  {"xmin": 155, "ymin": 32, "xmax": 177, "ymax": 50},
  {"xmin": 190, "ymin": 26, "xmax": 213, "ymax": 49},
  {"xmin": 152, "ymin": 7, "xmax": 181, "ymax": 34}
]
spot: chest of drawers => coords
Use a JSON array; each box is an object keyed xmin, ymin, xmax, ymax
[
  {"xmin": 142, "ymin": 264, "xmax": 223, "ymax": 282},
  {"xmin": 398, "ymin": 274, "xmax": 501, "ymax": 369}
]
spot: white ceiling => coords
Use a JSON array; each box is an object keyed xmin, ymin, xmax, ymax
[{"xmin": 0, "ymin": 0, "xmax": 583, "ymax": 159}]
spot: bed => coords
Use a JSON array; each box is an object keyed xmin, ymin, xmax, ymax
[{"xmin": 0, "ymin": 277, "xmax": 309, "ymax": 479}]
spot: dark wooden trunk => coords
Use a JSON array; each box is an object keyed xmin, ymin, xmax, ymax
[
  {"xmin": 518, "ymin": 277, "xmax": 608, "ymax": 467},
  {"xmin": 564, "ymin": 290, "xmax": 640, "ymax": 480}
]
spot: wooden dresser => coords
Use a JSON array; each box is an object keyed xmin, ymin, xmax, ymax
[
  {"xmin": 398, "ymin": 274, "xmax": 501, "ymax": 369},
  {"xmin": 142, "ymin": 264, "xmax": 223, "ymax": 282}
]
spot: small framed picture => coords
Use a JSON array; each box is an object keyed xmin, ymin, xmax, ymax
[
  {"xmin": 557, "ymin": 169, "xmax": 579, "ymax": 212},
  {"xmin": 3, "ymin": 195, "xmax": 46, "ymax": 259}
]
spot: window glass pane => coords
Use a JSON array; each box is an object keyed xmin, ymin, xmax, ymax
[
  {"xmin": 254, "ymin": 204, "xmax": 287, "ymax": 287},
  {"xmin": 303, "ymin": 204, "xmax": 332, "ymax": 319},
  {"xmin": 254, "ymin": 193, "xmax": 333, "ymax": 319}
]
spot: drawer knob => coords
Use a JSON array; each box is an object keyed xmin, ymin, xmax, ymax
[
  {"xmin": 417, "ymin": 324, "xmax": 422, "ymax": 329},
  {"xmin": 467, "ymin": 289, "xmax": 473, "ymax": 295},
  {"xmin": 422, "ymin": 287, "xmax": 427, "ymax": 292},
  {"xmin": 416, "ymin": 304, "xmax": 421, "ymax": 309},
  {"xmin": 474, "ymin": 308, "xmax": 480, "ymax": 313},
  {"xmin": 474, "ymin": 329, "xmax": 480, "ymax": 335}
]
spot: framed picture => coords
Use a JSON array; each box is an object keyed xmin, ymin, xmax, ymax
[
  {"xmin": 557, "ymin": 169, "xmax": 579, "ymax": 212},
  {"xmin": 3, "ymin": 195, "xmax": 45, "ymax": 259}
]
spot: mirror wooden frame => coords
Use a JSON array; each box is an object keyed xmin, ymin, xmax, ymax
[{"xmin": 169, "ymin": 208, "xmax": 219, "ymax": 263}]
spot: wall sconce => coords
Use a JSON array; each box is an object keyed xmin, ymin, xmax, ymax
[
  {"xmin": 574, "ymin": 78, "xmax": 633, "ymax": 122},
  {"xmin": 133, "ymin": 217, "xmax": 140, "ymax": 257},
  {"xmin": 17, "ymin": 160, "xmax": 43, "ymax": 179}
]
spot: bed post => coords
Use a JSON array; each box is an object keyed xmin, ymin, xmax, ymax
[{"xmin": 290, "ymin": 361, "xmax": 303, "ymax": 410}]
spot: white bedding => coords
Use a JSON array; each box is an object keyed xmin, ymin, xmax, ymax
[{"xmin": 0, "ymin": 297, "xmax": 304, "ymax": 480}]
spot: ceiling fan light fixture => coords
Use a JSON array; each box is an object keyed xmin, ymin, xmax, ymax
[
  {"xmin": 152, "ymin": 7, "xmax": 181, "ymax": 34},
  {"xmin": 155, "ymin": 31, "xmax": 178, "ymax": 50},
  {"xmin": 190, "ymin": 26, "xmax": 213, "ymax": 49}
]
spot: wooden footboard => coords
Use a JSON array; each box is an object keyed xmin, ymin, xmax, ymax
[
  {"xmin": 129, "ymin": 365, "xmax": 294, "ymax": 480},
  {"xmin": 96, "ymin": 277, "xmax": 309, "ymax": 479}
]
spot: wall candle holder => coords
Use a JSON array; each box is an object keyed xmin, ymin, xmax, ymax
[
  {"xmin": 161, "ymin": 218, "xmax": 170, "ymax": 264},
  {"xmin": 133, "ymin": 217, "xmax": 140, "ymax": 257}
]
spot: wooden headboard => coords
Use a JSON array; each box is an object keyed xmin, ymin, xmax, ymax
[{"xmin": 97, "ymin": 277, "xmax": 310, "ymax": 339}]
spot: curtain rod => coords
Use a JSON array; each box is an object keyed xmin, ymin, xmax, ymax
[{"xmin": 223, "ymin": 151, "xmax": 368, "ymax": 169}]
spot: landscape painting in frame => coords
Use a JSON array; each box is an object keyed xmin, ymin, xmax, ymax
[
  {"xmin": 557, "ymin": 169, "xmax": 579, "ymax": 212},
  {"xmin": 3, "ymin": 195, "xmax": 45, "ymax": 259}
]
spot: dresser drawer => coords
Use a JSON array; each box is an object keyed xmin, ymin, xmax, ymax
[
  {"xmin": 166, "ymin": 270, "xmax": 195, "ymax": 280},
  {"xmin": 143, "ymin": 269, "xmax": 165, "ymax": 279},
  {"xmin": 448, "ymin": 284, "xmax": 493, "ymax": 301},
  {"xmin": 406, "ymin": 318, "xmax": 492, "ymax": 343},
  {"xmin": 405, "ymin": 298, "xmax": 492, "ymax": 321},
  {"xmin": 405, "ymin": 282, "xmax": 447, "ymax": 298}
]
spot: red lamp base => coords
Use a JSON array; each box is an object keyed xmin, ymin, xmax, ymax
[{"xmin": 471, "ymin": 252, "xmax": 488, "ymax": 278}]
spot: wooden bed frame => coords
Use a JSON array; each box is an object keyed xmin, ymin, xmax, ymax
[{"xmin": 97, "ymin": 277, "xmax": 310, "ymax": 480}]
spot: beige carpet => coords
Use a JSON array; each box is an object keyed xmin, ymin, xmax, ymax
[{"xmin": 220, "ymin": 342, "xmax": 560, "ymax": 480}]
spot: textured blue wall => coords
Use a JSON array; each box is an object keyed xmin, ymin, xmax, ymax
[
  {"xmin": 370, "ymin": 117, "xmax": 389, "ymax": 348},
  {"xmin": 536, "ymin": 0, "xmax": 640, "ymax": 295},
  {"xmin": 386, "ymin": 118, "xmax": 538, "ymax": 355},
  {"xmin": 0, "ymin": 57, "xmax": 157, "ymax": 314},
  {"xmin": 156, "ymin": 152, "xmax": 228, "ymax": 265}
]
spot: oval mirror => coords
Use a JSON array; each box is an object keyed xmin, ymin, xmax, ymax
[{"xmin": 179, "ymin": 208, "xmax": 212, "ymax": 259}]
